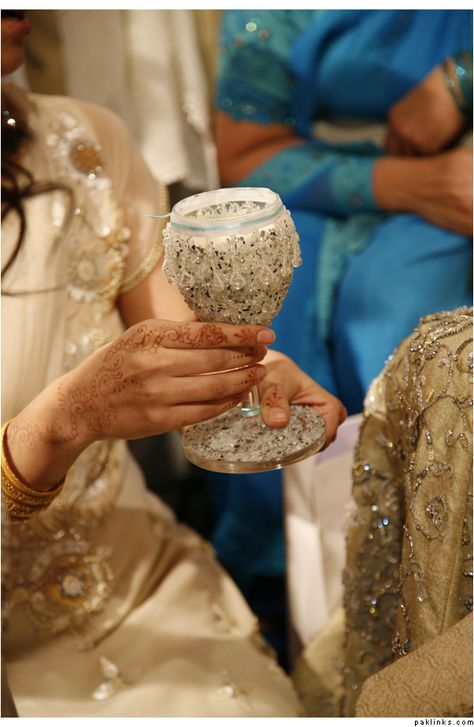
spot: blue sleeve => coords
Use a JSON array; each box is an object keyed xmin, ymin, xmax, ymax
[
  {"xmin": 216, "ymin": 10, "xmax": 381, "ymax": 216},
  {"xmin": 235, "ymin": 141, "xmax": 381, "ymax": 216}
]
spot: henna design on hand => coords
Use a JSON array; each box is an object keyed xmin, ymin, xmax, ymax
[
  {"xmin": 233, "ymin": 327, "xmax": 258, "ymax": 345},
  {"xmin": 182, "ymin": 323, "xmax": 229, "ymax": 347},
  {"xmin": 48, "ymin": 321, "xmax": 250, "ymax": 442},
  {"xmin": 120, "ymin": 321, "xmax": 230, "ymax": 351},
  {"xmin": 242, "ymin": 367, "xmax": 261, "ymax": 387},
  {"xmin": 261, "ymin": 386, "xmax": 285, "ymax": 409},
  {"xmin": 7, "ymin": 322, "xmax": 264, "ymax": 454},
  {"xmin": 52, "ymin": 348, "xmax": 130, "ymax": 441},
  {"xmin": 7, "ymin": 419, "xmax": 43, "ymax": 449},
  {"xmin": 223, "ymin": 395, "xmax": 242, "ymax": 411}
]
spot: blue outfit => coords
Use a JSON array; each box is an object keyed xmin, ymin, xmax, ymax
[{"xmin": 210, "ymin": 10, "xmax": 473, "ymax": 654}]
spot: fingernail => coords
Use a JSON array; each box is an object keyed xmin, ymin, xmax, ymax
[
  {"xmin": 257, "ymin": 329, "xmax": 275, "ymax": 344},
  {"xmin": 268, "ymin": 407, "xmax": 287, "ymax": 425}
]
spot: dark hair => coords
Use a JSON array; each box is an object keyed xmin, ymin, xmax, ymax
[{"xmin": 1, "ymin": 89, "xmax": 72, "ymax": 286}]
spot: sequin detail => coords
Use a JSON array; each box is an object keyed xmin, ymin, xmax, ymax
[
  {"xmin": 92, "ymin": 656, "xmax": 125, "ymax": 701},
  {"xmin": 213, "ymin": 670, "xmax": 252, "ymax": 710},
  {"xmin": 342, "ymin": 307, "xmax": 473, "ymax": 716},
  {"xmin": 47, "ymin": 111, "xmax": 131, "ymax": 314},
  {"xmin": 216, "ymin": 11, "xmax": 315, "ymax": 125}
]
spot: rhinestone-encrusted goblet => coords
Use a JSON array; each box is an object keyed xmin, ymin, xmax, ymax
[{"xmin": 162, "ymin": 187, "xmax": 326, "ymax": 473}]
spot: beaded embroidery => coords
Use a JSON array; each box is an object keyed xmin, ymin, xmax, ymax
[
  {"xmin": 342, "ymin": 308, "xmax": 473, "ymax": 715},
  {"xmin": 2, "ymin": 100, "xmax": 140, "ymax": 649},
  {"xmin": 46, "ymin": 110, "xmax": 132, "ymax": 315}
]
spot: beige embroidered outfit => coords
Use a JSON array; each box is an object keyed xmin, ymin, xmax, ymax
[
  {"xmin": 293, "ymin": 307, "xmax": 473, "ymax": 717},
  {"xmin": 1, "ymin": 85, "xmax": 301, "ymax": 717}
]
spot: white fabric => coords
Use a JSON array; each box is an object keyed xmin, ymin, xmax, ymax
[
  {"xmin": 58, "ymin": 10, "xmax": 132, "ymax": 127},
  {"xmin": 284, "ymin": 413, "xmax": 362, "ymax": 661},
  {"xmin": 55, "ymin": 9, "xmax": 218, "ymax": 189},
  {"xmin": 313, "ymin": 119, "xmax": 387, "ymax": 148}
]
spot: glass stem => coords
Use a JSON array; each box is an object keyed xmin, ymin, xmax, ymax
[{"xmin": 240, "ymin": 385, "xmax": 260, "ymax": 417}]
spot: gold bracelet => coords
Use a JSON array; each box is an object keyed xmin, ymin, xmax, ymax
[
  {"xmin": 442, "ymin": 58, "xmax": 468, "ymax": 115},
  {"xmin": 1, "ymin": 420, "xmax": 64, "ymax": 522},
  {"xmin": 1, "ymin": 478, "xmax": 43, "ymax": 522}
]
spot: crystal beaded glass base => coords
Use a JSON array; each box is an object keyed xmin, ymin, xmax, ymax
[
  {"xmin": 181, "ymin": 405, "xmax": 326, "ymax": 473},
  {"xmin": 162, "ymin": 187, "xmax": 326, "ymax": 474}
]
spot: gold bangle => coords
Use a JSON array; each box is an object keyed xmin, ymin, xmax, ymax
[
  {"xmin": 1, "ymin": 479, "xmax": 42, "ymax": 522},
  {"xmin": 1, "ymin": 420, "xmax": 64, "ymax": 498},
  {"xmin": 1, "ymin": 420, "xmax": 64, "ymax": 522}
]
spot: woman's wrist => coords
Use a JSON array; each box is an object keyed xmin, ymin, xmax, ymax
[
  {"xmin": 4, "ymin": 375, "xmax": 93, "ymax": 494},
  {"xmin": 373, "ymin": 148, "xmax": 472, "ymax": 236},
  {"xmin": 372, "ymin": 156, "xmax": 425, "ymax": 213},
  {"xmin": 1, "ymin": 420, "xmax": 66, "ymax": 521}
]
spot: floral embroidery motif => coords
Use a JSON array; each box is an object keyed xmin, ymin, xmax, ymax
[
  {"xmin": 342, "ymin": 308, "xmax": 473, "ymax": 716},
  {"xmin": 26, "ymin": 551, "xmax": 114, "ymax": 629},
  {"xmin": 69, "ymin": 140, "xmax": 103, "ymax": 177},
  {"xmin": 46, "ymin": 110, "xmax": 131, "ymax": 318}
]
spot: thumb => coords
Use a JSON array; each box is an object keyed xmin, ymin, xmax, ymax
[{"xmin": 259, "ymin": 380, "xmax": 291, "ymax": 429}]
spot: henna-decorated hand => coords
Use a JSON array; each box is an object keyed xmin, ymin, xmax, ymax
[
  {"xmin": 55, "ymin": 319, "xmax": 274, "ymax": 443},
  {"xmin": 258, "ymin": 351, "xmax": 346, "ymax": 450},
  {"xmin": 6, "ymin": 320, "xmax": 274, "ymax": 491}
]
